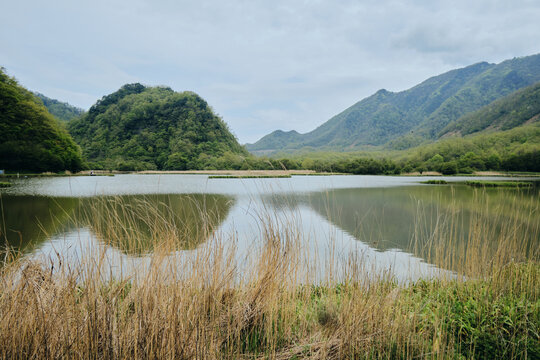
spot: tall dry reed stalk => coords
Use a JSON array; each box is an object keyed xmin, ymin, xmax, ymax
[{"xmin": 0, "ymin": 190, "xmax": 537, "ymax": 359}]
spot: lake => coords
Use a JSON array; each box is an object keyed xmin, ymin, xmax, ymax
[{"xmin": 1, "ymin": 174, "xmax": 538, "ymax": 282}]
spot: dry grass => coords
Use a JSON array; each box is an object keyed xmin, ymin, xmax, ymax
[
  {"xmin": 401, "ymin": 171, "xmax": 443, "ymax": 176},
  {"xmin": 137, "ymin": 170, "xmax": 319, "ymax": 176},
  {"xmin": 0, "ymin": 192, "xmax": 538, "ymax": 359}
]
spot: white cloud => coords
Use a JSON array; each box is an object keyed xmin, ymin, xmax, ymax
[{"xmin": 1, "ymin": 0, "xmax": 540, "ymax": 143}]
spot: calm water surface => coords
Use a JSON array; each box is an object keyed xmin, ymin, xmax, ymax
[{"xmin": 1, "ymin": 174, "xmax": 538, "ymax": 281}]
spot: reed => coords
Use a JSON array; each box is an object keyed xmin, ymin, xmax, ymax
[
  {"xmin": 0, "ymin": 191, "xmax": 537, "ymax": 359},
  {"xmin": 208, "ymin": 175, "xmax": 292, "ymax": 179}
]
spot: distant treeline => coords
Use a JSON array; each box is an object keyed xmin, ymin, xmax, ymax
[
  {"xmin": 86, "ymin": 138, "xmax": 539, "ymax": 175},
  {"xmin": 241, "ymin": 150, "xmax": 538, "ymax": 175},
  {"xmin": 81, "ymin": 124, "xmax": 540, "ymax": 174},
  {"xmin": 249, "ymin": 124, "xmax": 540, "ymax": 175}
]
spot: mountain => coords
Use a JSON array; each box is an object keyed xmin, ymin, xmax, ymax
[
  {"xmin": 247, "ymin": 54, "xmax": 540, "ymax": 153},
  {"xmin": 68, "ymin": 83, "xmax": 248, "ymax": 170},
  {"xmin": 250, "ymin": 130, "xmax": 301, "ymax": 155},
  {"xmin": 33, "ymin": 92, "xmax": 85, "ymax": 122},
  {"xmin": 439, "ymin": 81, "xmax": 540, "ymax": 137},
  {"xmin": 0, "ymin": 68, "xmax": 84, "ymax": 172}
]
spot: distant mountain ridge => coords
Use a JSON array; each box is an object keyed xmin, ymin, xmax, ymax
[
  {"xmin": 33, "ymin": 92, "xmax": 85, "ymax": 122},
  {"xmin": 247, "ymin": 54, "xmax": 540, "ymax": 153},
  {"xmin": 251, "ymin": 130, "xmax": 300, "ymax": 155}
]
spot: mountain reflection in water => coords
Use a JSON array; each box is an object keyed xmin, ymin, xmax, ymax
[{"xmin": 1, "ymin": 194, "xmax": 234, "ymax": 256}]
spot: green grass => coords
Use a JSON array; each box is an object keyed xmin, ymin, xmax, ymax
[
  {"xmin": 465, "ymin": 180, "xmax": 534, "ymax": 188},
  {"xmin": 0, "ymin": 182, "xmax": 11, "ymax": 188},
  {"xmin": 421, "ymin": 179, "xmax": 448, "ymax": 184}
]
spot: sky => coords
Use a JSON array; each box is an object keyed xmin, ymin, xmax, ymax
[{"xmin": 1, "ymin": 0, "xmax": 540, "ymax": 144}]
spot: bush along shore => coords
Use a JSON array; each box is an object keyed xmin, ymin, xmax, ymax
[{"xmin": 0, "ymin": 194, "xmax": 538, "ymax": 359}]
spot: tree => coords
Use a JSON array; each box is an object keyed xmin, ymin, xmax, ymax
[
  {"xmin": 0, "ymin": 68, "xmax": 84, "ymax": 172},
  {"xmin": 426, "ymin": 154, "xmax": 444, "ymax": 172}
]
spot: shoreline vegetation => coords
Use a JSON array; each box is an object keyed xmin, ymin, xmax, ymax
[
  {"xmin": 421, "ymin": 179, "xmax": 538, "ymax": 187},
  {"xmin": 1, "ymin": 169, "xmax": 540, "ymax": 179},
  {"xmin": 0, "ymin": 193, "xmax": 538, "ymax": 359},
  {"xmin": 464, "ymin": 180, "xmax": 535, "ymax": 187}
]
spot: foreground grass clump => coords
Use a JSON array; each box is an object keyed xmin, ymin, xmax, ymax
[
  {"xmin": 0, "ymin": 182, "xmax": 11, "ymax": 188},
  {"xmin": 397, "ymin": 266, "xmax": 539, "ymax": 359},
  {"xmin": 0, "ymin": 260, "xmax": 536, "ymax": 359},
  {"xmin": 0, "ymin": 194, "xmax": 538, "ymax": 359}
]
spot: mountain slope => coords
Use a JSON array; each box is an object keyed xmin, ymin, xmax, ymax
[
  {"xmin": 414, "ymin": 55, "xmax": 540, "ymax": 138},
  {"xmin": 68, "ymin": 84, "xmax": 248, "ymax": 170},
  {"xmin": 247, "ymin": 54, "xmax": 540, "ymax": 153},
  {"xmin": 439, "ymin": 81, "xmax": 540, "ymax": 137},
  {"xmin": 249, "ymin": 130, "xmax": 302, "ymax": 155},
  {"xmin": 0, "ymin": 68, "xmax": 84, "ymax": 172},
  {"xmin": 34, "ymin": 92, "xmax": 85, "ymax": 122}
]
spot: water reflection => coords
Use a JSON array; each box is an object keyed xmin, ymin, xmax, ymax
[
  {"xmin": 80, "ymin": 194, "xmax": 234, "ymax": 255},
  {"xmin": 271, "ymin": 185, "xmax": 539, "ymax": 265},
  {"xmin": 0, "ymin": 195, "xmax": 79, "ymax": 252},
  {"xmin": 1, "ymin": 176, "xmax": 537, "ymax": 279},
  {"xmin": 1, "ymin": 194, "xmax": 234, "ymax": 256}
]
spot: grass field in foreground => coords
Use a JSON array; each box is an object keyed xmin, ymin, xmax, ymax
[{"xmin": 0, "ymin": 193, "xmax": 538, "ymax": 359}]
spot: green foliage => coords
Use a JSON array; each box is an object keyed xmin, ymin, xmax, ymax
[
  {"xmin": 68, "ymin": 84, "xmax": 249, "ymax": 170},
  {"xmin": 440, "ymin": 81, "xmax": 540, "ymax": 136},
  {"xmin": 421, "ymin": 180, "xmax": 448, "ymax": 184},
  {"xmin": 426, "ymin": 153, "xmax": 444, "ymax": 171},
  {"xmin": 440, "ymin": 161, "xmax": 458, "ymax": 175},
  {"xmin": 33, "ymin": 92, "xmax": 85, "ymax": 122},
  {"xmin": 465, "ymin": 181, "xmax": 533, "ymax": 188},
  {"xmin": 405, "ymin": 267, "xmax": 540, "ymax": 359},
  {"xmin": 249, "ymin": 123, "xmax": 540, "ymax": 175},
  {"xmin": 458, "ymin": 152, "xmax": 485, "ymax": 171},
  {"xmin": 297, "ymin": 157, "xmax": 399, "ymax": 175},
  {"xmin": 398, "ymin": 123, "xmax": 540, "ymax": 173},
  {"xmin": 0, "ymin": 68, "xmax": 85, "ymax": 172}
]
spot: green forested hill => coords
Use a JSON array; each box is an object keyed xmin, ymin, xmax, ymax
[
  {"xmin": 0, "ymin": 68, "xmax": 84, "ymax": 172},
  {"xmin": 68, "ymin": 84, "xmax": 248, "ymax": 170},
  {"xmin": 439, "ymin": 81, "xmax": 540, "ymax": 137},
  {"xmin": 34, "ymin": 92, "xmax": 85, "ymax": 122},
  {"xmin": 247, "ymin": 54, "xmax": 540, "ymax": 153}
]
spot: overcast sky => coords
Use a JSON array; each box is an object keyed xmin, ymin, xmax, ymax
[{"xmin": 2, "ymin": 0, "xmax": 540, "ymax": 143}]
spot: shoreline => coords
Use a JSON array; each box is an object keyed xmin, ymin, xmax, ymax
[{"xmin": 1, "ymin": 169, "xmax": 539, "ymax": 178}]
